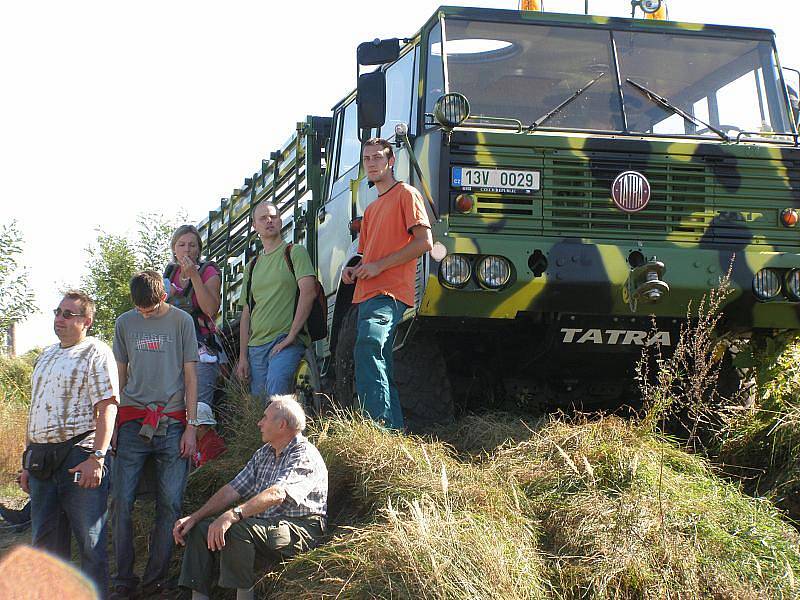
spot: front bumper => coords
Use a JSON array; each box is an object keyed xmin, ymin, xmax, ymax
[{"xmin": 419, "ymin": 236, "xmax": 800, "ymax": 331}]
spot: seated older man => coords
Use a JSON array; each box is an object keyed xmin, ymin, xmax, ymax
[{"xmin": 173, "ymin": 395, "xmax": 327, "ymax": 600}]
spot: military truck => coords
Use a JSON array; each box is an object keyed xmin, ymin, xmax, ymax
[{"xmin": 199, "ymin": 4, "xmax": 800, "ymax": 428}]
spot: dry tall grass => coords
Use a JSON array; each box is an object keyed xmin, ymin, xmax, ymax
[
  {"xmin": 0, "ymin": 353, "xmax": 35, "ymax": 484},
  {"xmin": 496, "ymin": 416, "xmax": 799, "ymax": 599},
  {"xmin": 248, "ymin": 413, "xmax": 799, "ymax": 599}
]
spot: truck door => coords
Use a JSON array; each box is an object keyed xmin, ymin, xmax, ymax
[{"xmin": 317, "ymin": 99, "xmax": 361, "ymax": 315}]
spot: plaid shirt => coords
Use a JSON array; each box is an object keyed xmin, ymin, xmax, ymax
[{"xmin": 229, "ymin": 434, "xmax": 327, "ymax": 519}]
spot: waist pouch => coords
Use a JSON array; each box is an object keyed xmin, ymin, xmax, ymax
[{"xmin": 23, "ymin": 431, "xmax": 91, "ymax": 480}]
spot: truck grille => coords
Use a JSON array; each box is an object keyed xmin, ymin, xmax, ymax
[
  {"xmin": 448, "ymin": 138, "xmax": 800, "ymax": 246},
  {"xmin": 544, "ymin": 154, "xmax": 709, "ymax": 241}
]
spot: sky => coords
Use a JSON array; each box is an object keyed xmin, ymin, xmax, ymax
[{"xmin": 3, "ymin": 0, "xmax": 800, "ymax": 353}]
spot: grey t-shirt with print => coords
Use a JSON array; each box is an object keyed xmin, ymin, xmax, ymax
[{"xmin": 113, "ymin": 305, "xmax": 199, "ymax": 414}]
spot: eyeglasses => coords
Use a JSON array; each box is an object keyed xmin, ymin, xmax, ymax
[{"xmin": 53, "ymin": 308, "xmax": 85, "ymax": 319}]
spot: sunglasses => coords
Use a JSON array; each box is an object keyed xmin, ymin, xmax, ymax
[{"xmin": 53, "ymin": 308, "xmax": 85, "ymax": 319}]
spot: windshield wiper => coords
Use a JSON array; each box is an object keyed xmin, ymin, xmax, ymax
[
  {"xmin": 527, "ymin": 72, "xmax": 606, "ymax": 132},
  {"xmin": 625, "ymin": 78, "xmax": 728, "ymax": 141}
]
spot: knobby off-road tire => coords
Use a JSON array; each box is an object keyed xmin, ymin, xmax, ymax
[
  {"xmin": 333, "ymin": 305, "xmax": 455, "ymax": 432},
  {"xmin": 333, "ymin": 306, "xmax": 359, "ymax": 412},
  {"xmin": 295, "ymin": 347, "xmax": 323, "ymax": 416},
  {"xmin": 394, "ymin": 334, "xmax": 455, "ymax": 433}
]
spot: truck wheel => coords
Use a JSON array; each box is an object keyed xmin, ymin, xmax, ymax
[
  {"xmin": 333, "ymin": 306, "xmax": 455, "ymax": 431},
  {"xmin": 394, "ymin": 334, "xmax": 455, "ymax": 432},
  {"xmin": 333, "ymin": 305, "xmax": 359, "ymax": 410},
  {"xmin": 295, "ymin": 347, "xmax": 323, "ymax": 415}
]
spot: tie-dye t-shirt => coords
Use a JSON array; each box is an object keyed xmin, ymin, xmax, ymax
[{"xmin": 28, "ymin": 337, "xmax": 119, "ymax": 447}]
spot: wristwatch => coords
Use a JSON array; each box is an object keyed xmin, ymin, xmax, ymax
[
  {"xmin": 187, "ymin": 418, "xmax": 200, "ymax": 427},
  {"xmin": 90, "ymin": 449, "xmax": 106, "ymax": 461},
  {"xmin": 232, "ymin": 506, "xmax": 244, "ymax": 522}
]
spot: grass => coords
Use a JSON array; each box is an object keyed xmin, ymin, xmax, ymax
[
  {"xmin": 184, "ymin": 399, "xmax": 800, "ymax": 599},
  {"xmin": 496, "ymin": 416, "xmax": 799, "ymax": 599},
  {"xmin": 179, "ymin": 349, "xmax": 800, "ymax": 599},
  {"xmin": 0, "ymin": 353, "xmax": 36, "ymax": 485},
  {"xmin": 719, "ymin": 335, "xmax": 800, "ymax": 520}
]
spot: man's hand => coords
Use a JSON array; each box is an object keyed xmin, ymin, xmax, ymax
[
  {"xmin": 18, "ymin": 470, "xmax": 29, "ymax": 494},
  {"xmin": 180, "ymin": 426, "xmax": 197, "ymax": 459},
  {"xmin": 270, "ymin": 335, "xmax": 296, "ymax": 357},
  {"xmin": 68, "ymin": 458, "xmax": 104, "ymax": 489},
  {"xmin": 235, "ymin": 356, "xmax": 250, "ymax": 381},
  {"xmin": 173, "ymin": 514, "xmax": 197, "ymax": 546},
  {"xmin": 207, "ymin": 511, "xmax": 236, "ymax": 551},
  {"xmin": 341, "ymin": 266, "xmax": 358, "ymax": 285},
  {"xmin": 354, "ymin": 261, "xmax": 382, "ymax": 281}
]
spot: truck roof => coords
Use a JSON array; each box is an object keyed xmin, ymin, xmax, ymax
[{"xmin": 434, "ymin": 5, "xmax": 777, "ymax": 41}]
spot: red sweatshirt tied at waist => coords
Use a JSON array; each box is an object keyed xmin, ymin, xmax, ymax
[{"xmin": 117, "ymin": 405, "xmax": 187, "ymax": 428}]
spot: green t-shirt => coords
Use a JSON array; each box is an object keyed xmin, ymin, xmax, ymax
[{"xmin": 239, "ymin": 242, "xmax": 316, "ymax": 347}]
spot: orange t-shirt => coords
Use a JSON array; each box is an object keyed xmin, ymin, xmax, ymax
[{"xmin": 353, "ymin": 182, "xmax": 431, "ymax": 307}]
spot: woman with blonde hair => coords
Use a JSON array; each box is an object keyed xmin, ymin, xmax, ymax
[{"xmin": 164, "ymin": 224, "xmax": 225, "ymax": 407}]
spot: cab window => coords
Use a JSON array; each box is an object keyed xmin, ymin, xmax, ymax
[
  {"xmin": 330, "ymin": 100, "xmax": 360, "ymax": 197},
  {"xmin": 381, "ymin": 49, "xmax": 415, "ymax": 139}
]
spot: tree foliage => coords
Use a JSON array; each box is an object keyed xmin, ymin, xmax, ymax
[
  {"xmin": 0, "ymin": 221, "xmax": 36, "ymax": 330},
  {"xmin": 82, "ymin": 233, "xmax": 138, "ymax": 342},
  {"xmin": 137, "ymin": 211, "xmax": 183, "ymax": 271},
  {"xmin": 81, "ymin": 212, "xmax": 187, "ymax": 341}
]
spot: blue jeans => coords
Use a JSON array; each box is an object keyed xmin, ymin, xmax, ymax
[
  {"xmin": 248, "ymin": 333, "xmax": 306, "ymax": 400},
  {"xmin": 196, "ymin": 361, "xmax": 220, "ymax": 407},
  {"xmin": 29, "ymin": 443, "xmax": 112, "ymax": 598},
  {"xmin": 113, "ymin": 421, "xmax": 188, "ymax": 590},
  {"xmin": 354, "ymin": 295, "xmax": 408, "ymax": 431}
]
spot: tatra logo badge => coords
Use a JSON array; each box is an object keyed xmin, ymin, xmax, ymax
[{"xmin": 611, "ymin": 171, "xmax": 651, "ymax": 213}]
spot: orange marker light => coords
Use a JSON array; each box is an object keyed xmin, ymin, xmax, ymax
[
  {"xmin": 519, "ymin": 0, "xmax": 541, "ymax": 11},
  {"xmin": 781, "ymin": 208, "xmax": 799, "ymax": 228},
  {"xmin": 455, "ymin": 194, "xmax": 476, "ymax": 213}
]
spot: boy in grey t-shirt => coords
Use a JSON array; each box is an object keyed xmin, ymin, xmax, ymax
[{"xmin": 111, "ymin": 271, "xmax": 199, "ymax": 599}]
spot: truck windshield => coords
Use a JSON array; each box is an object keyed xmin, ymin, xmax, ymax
[{"xmin": 429, "ymin": 18, "xmax": 793, "ymax": 138}]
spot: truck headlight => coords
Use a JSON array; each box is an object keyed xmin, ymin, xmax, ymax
[
  {"xmin": 785, "ymin": 269, "xmax": 800, "ymax": 301},
  {"xmin": 477, "ymin": 256, "xmax": 512, "ymax": 289},
  {"xmin": 753, "ymin": 268, "xmax": 782, "ymax": 301},
  {"xmin": 433, "ymin": 93, "xmax": 470, "ymax": 129},
  {"xmin": 440, "ymin": 254, "xmax": 471, "ymax": 288}
]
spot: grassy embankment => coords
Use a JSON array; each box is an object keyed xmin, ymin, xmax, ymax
[{"xmin": 187, "ymin": 387, "xmax": 800, "ymax": 599}]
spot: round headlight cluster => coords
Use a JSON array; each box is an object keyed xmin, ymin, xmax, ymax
[
  {"xmin": 753, "ymin": 269, "xmax": 782, "ymax": 301},
  {"xmin": 477, "ymin": 256, "xmax": 512, "ymax": 289},
  {"xmin": 440, "ymin": 254, "xmax": 471, "ymax": 288},
  {"xmin": 786, "ymin": 269, "xmax": 800, "ymax": 301}
]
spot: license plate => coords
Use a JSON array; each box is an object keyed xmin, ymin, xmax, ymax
[{"xmin": 451, "ymin": 167, "xmax": 540, "ymax": 194}]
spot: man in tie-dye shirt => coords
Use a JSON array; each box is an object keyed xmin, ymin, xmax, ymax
[{"xmin": 22, "ymin": 289, "xmax": 119, "ymax": 598}]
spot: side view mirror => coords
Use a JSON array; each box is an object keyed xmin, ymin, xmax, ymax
[
  {"xmin": 357, "ymin": 71, "xmax": 386, "ymax": 130},
  {"xmin": 357, "ymin": 38, "xmax": 400, "ymax": 66}
]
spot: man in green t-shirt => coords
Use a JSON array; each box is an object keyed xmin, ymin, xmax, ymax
[{"xmin": 236, "ymin": 201, "xmax": 318, "ymax": 399}]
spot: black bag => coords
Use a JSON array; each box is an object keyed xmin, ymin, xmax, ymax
[
  {"xmin": 22, "ymin": 431, "xmax": 92, "ymax": 481},
  {"xmin": 245, "ymin": 244, "xmax": 328, "ymax": 342}
]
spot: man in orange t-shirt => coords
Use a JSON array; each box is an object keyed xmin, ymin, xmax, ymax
[{"xmin": 342, "ymin": 138, "xmax": 433, "ymax": 431}]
